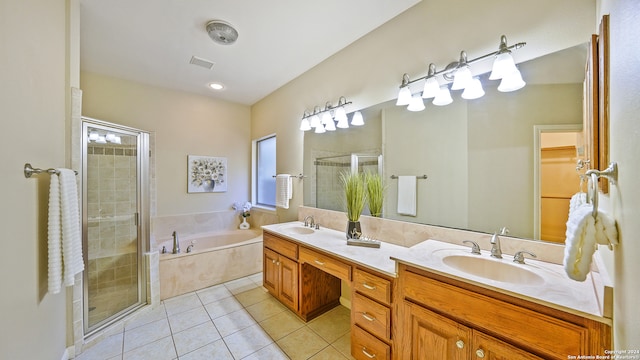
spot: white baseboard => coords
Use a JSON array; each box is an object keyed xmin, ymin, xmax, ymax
[{"xmin": 339, "ymin": 296, "xmax": 351, "ymax": 310}]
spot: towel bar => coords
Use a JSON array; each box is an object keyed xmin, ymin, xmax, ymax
[
  {"xmin": 271, "ymin": 174, "xmax": 305, "ymax": 179},
  {"xmin": 390, "ymin": 174, "xmax": 428, "ymax": 179},
  {"xmin": 24, "ymin": 163, "xmax": 77, "ymax": 178}
]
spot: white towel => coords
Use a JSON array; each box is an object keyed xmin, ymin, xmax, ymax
[
  {"xmin": 397, "ymin": 176, "xmax": 417, "ymax": 216},
  {"xmin": 275, "ymin": 174, "xmax": 292, "ymax": 209},
  {"xmin": 568, "ymin": 192, "xmax": 586, "ymax": 219},
  {"xmin": 48, "ymin": 169, "xmax": 84, "ymax": 294},
  {"xmin": 594, "ymin": 209, "xmax": 618, "ymax": 248},
  {"xmin": 563, "ymin": 204, "xmax": 597, "ymax": 282},
  {"xmin": 48, "ymin": 173, "xmax": 63, "ymax": 294}
]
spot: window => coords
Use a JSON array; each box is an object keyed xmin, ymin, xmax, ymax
[{"xmin": 253, "ymin": 134, "xmax": 276, "ymax": 208}]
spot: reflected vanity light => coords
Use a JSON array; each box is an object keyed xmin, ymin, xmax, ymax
[
  {"xmin": 88, "ymin": 131, "xmax": 122, "ymax": 144},
  {"xmin": 396, "ymin": 35, "xmax": 526, "ymax": 111},
  {"xmin": 300, "ymin": 96, "xmax": 365, "ymax": 132},
  {"xmin": 407, "ymin": 94, "xmax": 426, "ymax": 111}
]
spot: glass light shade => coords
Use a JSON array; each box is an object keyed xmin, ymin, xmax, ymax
[
  {"xmin": 407, "ymin": 94, "xmax": 425, "ymax": 111},
  {"xmin": 314, "ymin": 124, "xmax": 326, "ymax": 134},
  {"xmin": 96, "ymin": 135, "xmax": 107, "ymax": 144},
  {"xmin": 461, "ymin": 77, "xmax": 485, "ymax": 100},
  {"xmin": 489, "ymin": 52, "xmax": 518, "ymax": 80},
  {"xmin": 451, "ymin": 66, "xmax": 472, "ymax": 90},
  {"xmin": 432, "ymin": 86, "xmax": 453, "ymax": 106},
  {"xmin": 334, "ymin": 106, "xmax": 347, "ymax": 122},
  {"xmin": 309, "ymin": 114, "xmax": 321, "ymax": 128},
  {"xmin": 422, "ymin": 77, "xmax": 440, "ymax": 99},
  {"xmin": 324, "ymin": 117, "xmax": 336, "ymax": 131},
  {"xmin": 351, "ymin": 111, "xmax": 364, "ymax": 126},
  {"xmin": 321, "ymin": 112, "xmax": 332, "ymax": 125},
  {"xmin": 113, "ymin": 136, "xmax": 122, "ymax": 144},
  {"xmin": 498, "ymin": 69, "xmax": 526, "ymax": 92},
  {"xmin": 396, "ymin": 86, "xmax": 412, "ymax": 106},
  {"xmin": 300, "ymin": 118, "xmax": 311, "ymax": 131},
  {"xmin": 336, "ymin": 117, "xmax": 349, "ymax": 129},
  {"xmin": 88, "ymin": 132, "xmax": 99, "ymax": 141},
  {"xmin": 105, "ymin": 133, "xmax": 116, "ymax": 142}
]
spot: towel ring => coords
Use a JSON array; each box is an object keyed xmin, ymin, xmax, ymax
[{"xmin": 585, "ymin": 162, "xmax": 618, "ymax": 218}]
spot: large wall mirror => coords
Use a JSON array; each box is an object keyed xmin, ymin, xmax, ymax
[{"xmin": 303, "ymin": 44, "xmax": 590, "ymax": 243}]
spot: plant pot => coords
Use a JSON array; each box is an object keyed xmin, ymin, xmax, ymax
[{"xmin": 346, "ymin": 221, "xmax": 362, "ymax": 239}]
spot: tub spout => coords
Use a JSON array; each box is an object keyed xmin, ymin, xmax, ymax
[{"xmin": 172, "ymin": 231, "xmax": 180, "ymax": 254}]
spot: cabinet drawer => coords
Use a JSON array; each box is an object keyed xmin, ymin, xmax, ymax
[
  {"xmin": 354, "ymin": 268, "xmax": 391, "ymax": 305},
  {"xmin": 263, "ymin": 232, "xmax": 298, "ymax": 260},
  {"xmin": 352, "ymin": 325, "xmax": 390, "ymax": 360},
  {"xmin": 403, "ymin": 270, "xmax": 588, "ymax": 358},
  {"xmin": 353, "ymin": 292, "xmax": 390, "ymax": 340},
  {"xmin": 299, "ymin": 247, "xmax": 351, "ymax": 282}
]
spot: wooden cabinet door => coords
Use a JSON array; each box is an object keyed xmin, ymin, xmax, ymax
[
  {"xmin": 401, "ymin": 301, "xmax": 471, "ymax": 360},
  {"xmin": 472, "ymin": 331, "xmax": 544, "ymax": 360},
  {"xmin": 278, "ymin": 255, "xmax": 299, "ymax": 311},
  {"xmin": 263, "ymin": 247, "xmax": 279, "ymax": 295}
]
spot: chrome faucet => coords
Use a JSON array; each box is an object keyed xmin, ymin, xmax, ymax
[
  {"xmin": 490, "ymin": 227, "xmax": 509, "ymax": 259},
  {"xmin": 303, "ymin": 215, "xmax": 315, "ymax": 228},
  {"xmin": 172, "ymin": 231, "xmax": 180, "ymax": 254}
]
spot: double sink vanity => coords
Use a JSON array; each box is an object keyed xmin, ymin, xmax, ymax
[{"xmin": 262, "ymin": 219, "xmax": 611, "ymax": 360}]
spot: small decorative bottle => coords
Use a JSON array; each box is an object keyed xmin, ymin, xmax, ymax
[{"xmin": 239, "ymin": 217, "xmax": 250, "ymax": 230}]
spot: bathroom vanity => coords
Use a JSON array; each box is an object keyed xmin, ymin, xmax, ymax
[{"xmin": 262, "ymin": 222, "xmax": 611, "ymax": 360}]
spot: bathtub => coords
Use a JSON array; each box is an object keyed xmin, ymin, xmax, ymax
[{"xmin": 158, "ymin": 229, "xmax": 263, "ymax": 299}]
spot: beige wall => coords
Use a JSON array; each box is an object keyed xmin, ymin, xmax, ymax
[
  {"xmin": 0, "ymin": 0, "xmax": 75, "ymax": 359},
  {"xmin": 80, "ymin": 72, "xmax": 252, "ymax": 217},
  {"xmin": 597, "ymin": 0, "xmax": 640, "ymax": 349}
]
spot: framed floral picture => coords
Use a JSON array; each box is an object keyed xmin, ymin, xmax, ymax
[{"xmin": 187, "ymin": 155, "xmax": 227, "ymax": 193}]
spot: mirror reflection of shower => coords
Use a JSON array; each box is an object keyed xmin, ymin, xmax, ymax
[{"xmin": 313, "ymin": 153, "xmax": 382, "ymax": 214}]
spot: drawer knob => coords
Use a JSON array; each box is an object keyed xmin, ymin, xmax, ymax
[
  {"xmin": 314, "ymin": 260, "xmax": 325, "ymax": 266},
  {"xmin": 475, "ymin": 349, "xmax": 485, "ymax": 358},
  {"xmin": 455, "ymin": 340, "xmax": 465, "ymax": 349},
  {"xmin": 361, "ymin": 347, "xmax": 376, "ymax": 359},
  {"xmin": 361, "ymin": 312, "xmax": 376, "ymax": 322},
  {"xmin": 362, "ymin": 283, "xmax": 377, "ymax": 290}
]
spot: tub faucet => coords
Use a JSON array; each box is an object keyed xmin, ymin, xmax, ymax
[
  {"xmin": 303, "ymin": 215, "xmax": 315, "ymax": 227},
  {"xmin": 172, "ymin": 231, "xmax": 180, "ymax": 254},
  {"xmin": 490, "ymin": 227, "xmax": 508, "ymax": 259}
]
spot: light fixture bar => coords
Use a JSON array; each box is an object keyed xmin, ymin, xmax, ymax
[
  {"xmin": 300, "ymin": 96, "xmax": 364, "ymax": 132},
  {"xmin": 400, "ymin": 36, "xmax": 526, "ymax": 88}
]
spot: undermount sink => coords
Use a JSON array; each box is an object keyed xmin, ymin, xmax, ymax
[
  {"xmin": 442, "ymin": 254, "xmax": 544, "ymax": 285},
  {"xmin": 279, "ymin": 225, "xmax": 315, "ymax": 235}
]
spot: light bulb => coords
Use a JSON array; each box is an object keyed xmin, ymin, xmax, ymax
[
  {"xmin": 422, "ymin": 77, "xmax": 439, "ymax": 99},
  {"xmin": 461, "ymin": 77, "xmax": 485, "ymax": 100},
  {"xmin": 396, "ymin": 86, "xmax": 412, "ymax": 106},
  {"xmin": 300, "ymin": 118, "xmax": 311, "ymax": 131},
  {"xmin": 407, "ymin": 94, "xmax": 425, "ymax": 111},
  {"xmin": 351, "ymin": 111, "xmax": 364, "ymax": 126},
  {"xmin": 451, "ymin": 66, "xmax": 472, "ymax": 90},
  {"xmin": 490, "ymin": 52, "xmax": 518, "ymax": 80},
  {"xmin": 432, "ymin": 86, "xmax": 453, "ymax": 106},
  {"xmin": 498, "ymin": 69, "xmax": 526, "ymax": 92}
]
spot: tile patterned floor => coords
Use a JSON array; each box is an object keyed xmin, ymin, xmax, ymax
[{"xmin": 76, "ymin": 273, "xmax": 355, "ymax": 360}]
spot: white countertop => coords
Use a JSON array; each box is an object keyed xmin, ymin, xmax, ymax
[{"xmin": 262, "ymin": 221, "xmax": 609, "ymax": 323}]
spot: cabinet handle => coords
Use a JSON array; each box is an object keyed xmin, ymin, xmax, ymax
[
  {"xmin": 361, "ymin": 347, "xmax": 376, "ymax": 358},
  {"xmin": 362, "ymin": 282, "xmax": 377, "ymax": 290},
  {"xmin": 475, "ymin": 349, "xmax": 485, "ymax": 358},
  {"xmin": 455, "ymin": 340, "xmax": 465, "ymax": 349},
  {"xmin": 361, "ymin": 312, "xmax": 376, "ymax": 322},
  {"xmin": 314, "ymin": 260, "xmax": 325, "ymax": 266}
]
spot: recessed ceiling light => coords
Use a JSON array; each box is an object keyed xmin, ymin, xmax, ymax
[{"xmin": 208, "ymin": 82, "xmax": 225, "ymax": 90}]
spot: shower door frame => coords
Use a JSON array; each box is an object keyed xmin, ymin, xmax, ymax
[{"xmin": 81, "ymin": 117, "xmax": 150, "ymax": 336}]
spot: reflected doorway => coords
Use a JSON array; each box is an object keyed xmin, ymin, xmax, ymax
[{"xmin": 534, "ymin": 125, "xmax": 583, "ymax": 242}]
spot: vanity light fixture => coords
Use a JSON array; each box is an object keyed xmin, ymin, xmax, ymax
[
  {"xmin": 396, "ymin": 35, "xmax": 526, "ymax": 111},
  {"xmin": 300, "ymin": 96, "xmax": 365, "ymax": 132},
  {"xmin": 88, "ymin": 131, "xmax": 121, "ymax": 144}
]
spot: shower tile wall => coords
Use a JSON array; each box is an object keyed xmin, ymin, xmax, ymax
[{"xmin": 87, "ymin": 143, "xmax": 138, "ymax": 326}]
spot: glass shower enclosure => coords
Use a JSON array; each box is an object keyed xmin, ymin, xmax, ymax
[
  {"xmin": 81, "ymin": 117, "xmax": 149, "ymax": 336},
  {"xmin": 314, "ymin": 153, "xmax": 382, "ymax": 214}
]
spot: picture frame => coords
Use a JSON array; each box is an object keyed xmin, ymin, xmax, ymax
[{"xmin": 187, "ymin": 155, "xmax": 227, "ymax": 193}]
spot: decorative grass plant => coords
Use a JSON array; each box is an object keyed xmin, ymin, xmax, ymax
[
  {"xmin": 340, "ymin": 171, "xmax": 367, "ymax": 222},
  {"xmin": 365, "ymin": 172, "xmax": 385, "ymax": 217}
]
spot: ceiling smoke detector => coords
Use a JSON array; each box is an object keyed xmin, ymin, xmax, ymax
[{"xmin": 206, "ymin": 20, "xmax": 238, "ymax": 45}]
